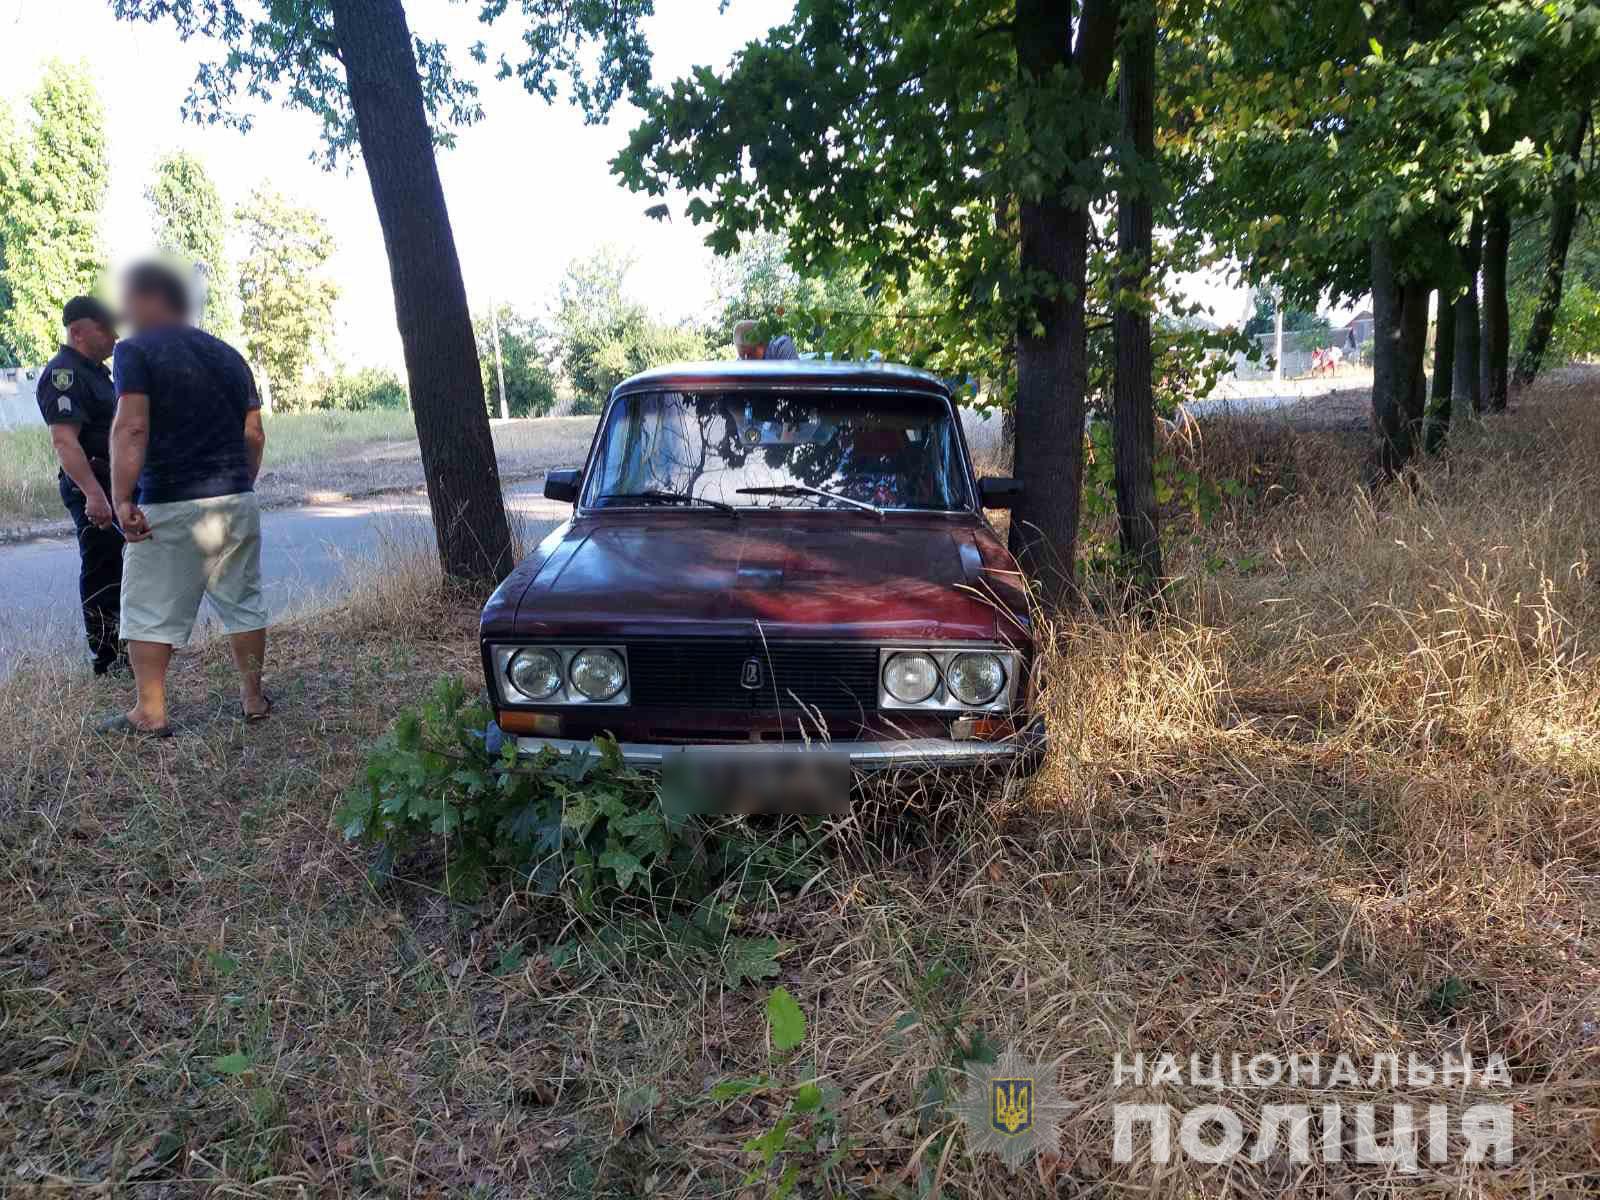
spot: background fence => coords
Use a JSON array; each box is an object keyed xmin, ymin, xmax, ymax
[{"xmin": 1228, "ymin": 319, "xmax": 1374, "ymax": 382}]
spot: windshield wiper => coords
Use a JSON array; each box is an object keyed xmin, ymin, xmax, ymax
[
  {"xmin": 735, "ymin": 483, "xmax": 884, "ymax": 517},
  {"xmin": 595, "ymin": 489, "xmax": 738, "ymax": 515}
]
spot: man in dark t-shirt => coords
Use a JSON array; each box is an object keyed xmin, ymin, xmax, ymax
[
  {"xmin": 101, "ymin": 261, "xmax": 270, "ymax": 737},
  {"xmin": 36, "ymin": 296, "xmax": 125, "ymax": 674}
]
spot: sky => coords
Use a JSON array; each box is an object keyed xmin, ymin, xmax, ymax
[{"xmin": 2, "ymin": 0, "xmax": 795, "ymax": 370}]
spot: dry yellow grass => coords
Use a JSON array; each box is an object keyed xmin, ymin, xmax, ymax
[{"xmin": 3, "ymin": 374, "xmax": 1599, "ymax": 1196}]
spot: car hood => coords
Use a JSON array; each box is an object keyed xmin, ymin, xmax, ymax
[{"xmin": 481, "ymin": 515, "xmax": 1029, "ymax": 644}]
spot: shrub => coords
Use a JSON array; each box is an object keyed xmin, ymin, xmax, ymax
[
  {"xmin": 334, "ymin": 676, "xmax": 813, "ymax": 904},
  {"xmin": 315, "ymin": 367, "xmax": 408, "ymax": 412},
  {"xmin": 1512, "ymin": 278, "xmax": 1600, "ymax": 366},
  {"xmin": 334, "ymin": 677, "xmax": 668, "ymax": 900}
]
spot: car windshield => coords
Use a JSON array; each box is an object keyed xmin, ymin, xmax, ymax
[{"xmin": 584, "ymin": 390, "xmax": 971, "ymax": 512}]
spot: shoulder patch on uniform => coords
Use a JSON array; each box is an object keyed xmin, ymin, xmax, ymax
[
  {"xmin": 51, "ymin": 368, "xmax": 74, "ymax": 391},
  {"xmin": 57, "ymin": 395, "xmax": 73, "ymax": 414}
]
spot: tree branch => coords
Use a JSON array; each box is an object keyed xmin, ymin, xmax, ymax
[{"xmin": 313, "ymin": 34, "xmax": 345, "ymax": 65}]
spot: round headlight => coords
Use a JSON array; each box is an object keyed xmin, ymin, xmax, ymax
[
  {"xmin": 882, "ymin": 651, "xmax": 940, "ymax": 704},
  {"xmin": 507, "ymin": 647, "xmax": 563, "ymax": 700},
  {"xmin": 569, "ymin": 648, "xmax": 626, "ymax": 701},
  {"xmin": 946, "ymin": 652, "xmax": 1006, "ymax": 706}
]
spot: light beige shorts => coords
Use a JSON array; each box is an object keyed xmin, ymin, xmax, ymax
[{"xmin": 121, "ymin": 491, "xmax": 268, "ymax": 647}]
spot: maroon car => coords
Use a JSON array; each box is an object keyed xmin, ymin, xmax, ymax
[{"xmin": 479, "ymin": 360, "xmax": 1044, "ymax": 775}]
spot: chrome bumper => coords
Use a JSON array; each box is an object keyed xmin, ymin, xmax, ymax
[{"xmin": 514, "ymin": 728, "xmax": 1046, "ymax": 773}]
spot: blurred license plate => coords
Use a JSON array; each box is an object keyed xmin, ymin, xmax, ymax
[{"xmin": 662, "ymin": 749, "xmax": 850, "ymax": 816}]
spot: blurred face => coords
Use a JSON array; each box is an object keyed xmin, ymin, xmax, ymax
[
  {"xmin": 120, "ymin": 284, "xmax": 173, "ymax": 334},
  {"xmin": 66, "ymin": 317, "xmax": 116, "ymax": 362},
  {"xmin": 732, "ymin": 320, "xmax": 764, "ymax": 360}
]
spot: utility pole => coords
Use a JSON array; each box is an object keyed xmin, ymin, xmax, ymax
[
  {"xmin": 489, "ymin": 298, "xmax": 509, "ymax": 421},
  {"xmin": 1273, "ymin": 287, "xmax": 1284, "ymax": 386}
]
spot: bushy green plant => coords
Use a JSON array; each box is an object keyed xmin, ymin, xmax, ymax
[
  {"xmin": 316, "ymin": 367, "xmax": 408, "ymax": 412},
  {"xmin": 1512, "ymin": 278, "xmax": 1600, "ymax": 367},
  {"xmin": 334, "ymin": 676, "xmax": 682, "ymax": 901},
  {"xmin": 1079, "ymin": 418, "xmax": 1244, "ymax": 576},
  {"xmin": 335, "ymin": 677, "xmax": 825, "ymax": 906}
]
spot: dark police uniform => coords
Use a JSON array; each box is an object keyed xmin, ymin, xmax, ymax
[{"xmin": 36, "ymin": 343, "xmax": 124, "ymax": 670}]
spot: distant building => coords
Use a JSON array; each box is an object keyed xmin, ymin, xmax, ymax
[
  {"xmin": 1339, "ymin": 311, "xmax": 1374, "ymax": 345},
  {"xmin": 0, "ymin": 367, "xmax": 45, "ymax": 430}
]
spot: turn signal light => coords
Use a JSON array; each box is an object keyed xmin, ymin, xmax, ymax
[
  {"xmin": 951, "ymin": 716, "xmax": 1015, "ymax": 742},
  {"xmin": 498, "ymin": 712, "xmax": 563, "ymax": 736}
]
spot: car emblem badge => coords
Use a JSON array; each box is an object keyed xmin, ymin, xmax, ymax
[{"xmin": 740, "ymin": 657, "xmax": 763, "ymax": 690}]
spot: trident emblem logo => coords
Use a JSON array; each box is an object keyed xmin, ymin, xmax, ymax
[{"xmin": 991, "ymin": 1078, "xmax": 1034, "ymax": 1136}]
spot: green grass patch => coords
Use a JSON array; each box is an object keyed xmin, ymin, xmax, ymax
[
  {"xmin": 256, "ymin": 407, "xmax": 419, "ymax": 469},
  {"xmin": 0, "ymin": 408, "xmax": 420, "ymax": 526},
  {"xmin": 0, "ymin": 423, "xmax": 62, "ymax": 525}
]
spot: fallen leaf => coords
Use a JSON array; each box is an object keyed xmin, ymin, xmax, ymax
[{"xmin": 1036, "ymin": 1150, "xmax": 1062, "ymax": 1188}]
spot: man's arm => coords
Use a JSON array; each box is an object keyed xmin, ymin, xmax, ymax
[
  {"xmin": 35, "ymin": 374, "xmax": 112, "ymax": 525},
  {"xmin": 49, "ymin": 424, "xmax": 113, "ymax": 526},
  {"xmin": 243, "ymin": 409, "xmax": 266, "ymax": 483},
  {"xmin": 110, "ymin": 392, "xmax": 152, "ymax": 542}
]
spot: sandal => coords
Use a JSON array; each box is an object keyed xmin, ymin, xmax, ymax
[
  {"xmin": 97, "ymin": 714, "xmax": 174, "ymax": 739},
  {"xmin": 242, "ymin": 692, "xmax": 273, "ymax": 722}
]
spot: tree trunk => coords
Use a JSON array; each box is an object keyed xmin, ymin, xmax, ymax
[
  {"xmin": 1482, "ymin": 202, "xmax": 1510, "ymax": 411},
  {"xmin": 1424, "ymin": 290, "xmax": 1454, "ymax": 454},
  {"xmin": 1451, "ymin": 213, "xmax": 1482, "ymax": 416},
  {"xmin": 330, "ymin": 0, "xmax": 514, "ymax": 584},
  {"xmin": 1369, "ymin": 234, "xmax": 1430, "ymax": 482},
  {"xmin": 1402, "ymin": 283, "xmax": 1429, "ymax": 435},
  {"xmin": 1006, "ymin": 0, "xmax": 1119, "ymax": 609},
  {"xmin": 1111, "ymin": 3, "xmax": 1161, "ymax": 594},
  {"xmin": 1011, "ymin": 202, "xmax": 1089, "ymax": 608},
  {"xmin": 1514, "ymin": 107, "xmax": 1590, "ymax": 389}
]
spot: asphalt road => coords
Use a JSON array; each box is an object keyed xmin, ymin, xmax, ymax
[{"xmin": 0, "ymin": 480, "xmax": 571, "ymax": 677}]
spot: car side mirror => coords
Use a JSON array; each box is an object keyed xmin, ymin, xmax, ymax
[
  {"xmin": 544, "ymin": 468, "xmax": 581, "ymax": 504},
  {"xmin": 979, "ymin": 476, "xmax": 1022, "ymax": 509}
]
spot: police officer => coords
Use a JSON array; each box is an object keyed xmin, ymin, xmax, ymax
[{"xmin": 36, "ymin": 296, "xmax": 126, "ymax": 674}]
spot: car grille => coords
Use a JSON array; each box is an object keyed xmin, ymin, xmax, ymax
[{"xmin": 626, "ymin": 641, "xmax": 879, "ymax": 714}]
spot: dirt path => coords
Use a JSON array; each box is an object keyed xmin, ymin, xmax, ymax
[{"xmin": 1181, "ymin": 386, "xmax": 1371, "ymax": 432}]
